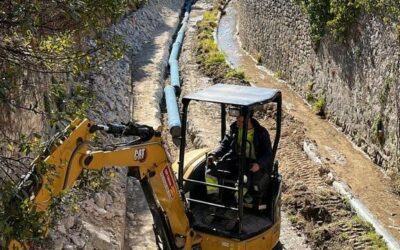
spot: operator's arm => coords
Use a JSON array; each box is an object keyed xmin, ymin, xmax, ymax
[
  {"xmin": 210, "ymin": 123, "xmax": 236, "ymax": 159},
  {"xmin": 211, "ymin": 135, "xmax": 232, "ymax": 158}
]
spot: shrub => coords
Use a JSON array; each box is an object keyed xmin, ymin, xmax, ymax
[
  {"xmin": 205, "ymin": 51, "xmax": 226, "ymax": 67},
  {"xmin": 255, "ymin": 52, "xmax": 262, "ymax": 64},
  {"xmin": 371, "ymin": 116, "xmax": 384, "ymax": 144},
  {"xmin": 225, "ymin": 69, "xmax": 246, "ymax": 80},
  {"xmin": 312, "ymin": 96, "xmax": 326, "ymax": 116},
  {"xmin": 274, "ymin": 69, "xmax": 286, "ymax": 80}
]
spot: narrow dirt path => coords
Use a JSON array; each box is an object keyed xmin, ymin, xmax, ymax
[
  {"xmin": 125, "ymin": 1, "xmax": 184, "ymax": 249},
  {"xmin": 218, "ymin": 0, "xmax": 400, "ymax": 245}
]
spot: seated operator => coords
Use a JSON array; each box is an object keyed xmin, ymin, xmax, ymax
[{"xmin": 206, "ymin": 107, "xmax": 273, "ymax": 207}]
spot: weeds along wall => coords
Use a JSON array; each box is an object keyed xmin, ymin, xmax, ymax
[{"xmin": 236, "ymin": 0, "xmax": 400, "ymax": 171}]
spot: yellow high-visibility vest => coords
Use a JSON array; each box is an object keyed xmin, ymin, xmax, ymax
[
  {"xmin": 237, "ymin": 128, "xmax": 256, "ymax": 160},
  {"xmin": 205, "ymin": 173, "xmax": 218, "ymax": 193}
]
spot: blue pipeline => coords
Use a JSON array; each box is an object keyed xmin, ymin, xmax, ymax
[
  {"xmin": 182, "ymin": 13, "xmax": 189, "ymax": 24},
  {"xmin": 165, "ymin": 0, "xmax": 193, "ymax": 138},
  {"xmin": 179, "ymin": 21, "xmax": 187, "ymax": 33},
  {"xmin": 176, "ymin": 32, "xmax": 185, "ymax": 45},
  {"xmin": 170, "ymin": 60, "xmax": 180, "ymax": 89},
  {"xmin": 164, "ymin": 86, "xmax": 181, "ymax": 137},
  {"xmin": 169, "ymin": 43, "xmax": 181, "ymax": 64},
  {"xmin": 167, "ymin": 11, "xmax": 189, "ymax": 90},
  {"xmin": 182, "ymin": 17, "xmax": 189, "ymax": 25}
]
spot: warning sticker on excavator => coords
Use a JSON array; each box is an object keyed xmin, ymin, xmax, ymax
[{"xmin": 161, "ymin": 166, "xmax": 177, "ymax": 200}]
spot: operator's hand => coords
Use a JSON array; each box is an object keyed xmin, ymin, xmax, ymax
[
  {"xmin": 250, "ymin": 163, "xmax": 261, "ymax": 172},
  {"xmin": 207, "ymin": 154, "xmax": 216, "ymax": 166}
]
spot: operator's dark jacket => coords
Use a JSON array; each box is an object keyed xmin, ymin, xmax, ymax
[{"xmin": 211, "ymin": 118, "xmax": 273, "ymax": 175}]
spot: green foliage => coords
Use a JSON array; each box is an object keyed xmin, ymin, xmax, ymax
[
  {"xmin": 309, "ymin": 226, "xmax": 331, "ymax": 246},
  {"xmin": 0, "ymin": 186, "xmax": 48, "ymax": 247},
  {"xmin": 341, "ymin": 197, "xmax": 351, "ymax": 210},
  {"xmin": 45, "ymin": 80, "xmax": 94, "ymax": 126},
  {"xmin": 274, "ymin": 69, "xmax": 286, "ymax": 80},
  {"xmin": 288, "ymin": 214, "xmax": 299, "ymax": 224},
  {"xmin": 203, "ymin": 10, "xmax": 219, "ymax": 23},
  {"xmin": 296, "ymin": 0, "xmax": 331, "ymax": 46},
  {"xmin": 255, "ymin": 52, "xmax": 263, "ymax": 64},
  {"xmin": 13, "ymin": 133, "xmax": 42, "ymax": 157},
  {"xmin": 196, "ymin": 0, "xmax": 247, "ymax": 82},
  {"xmin": 0, "ymin": 66, "xmax": 20, "ymax": 110},
  {"xmin": 0, "ymin": 0, "xmax": 137, "ymax": 74},
  {"xmin": 397, "ymin": 24, "xmax": 400, "ymax": 42},
  {"xmin": 0, "ymin": 161, "xmax": 57, "ymax": 246},
  {"xmin": 0, "ymin": 0, "xmax": 145, "ymax": 116},
  {"xmin": 296, "ymin": 0, "xmax": 400, "ymax": 47},
  {"xmin": 351, "ymin": 216, "xmax": 388, "ymax": 249},
  {"xmin": 339, "ymin": 232, "xmax": 350, "ymax": 241},
  {"xmin": 196, "ymin": 7, "xmax": 230, "ymax": 81},
  {"xmin": 225, "ymin": 69, "xmax": 246, "ymax": 80},
  {"xmin": 357, "ymin": 0, "xmax": 400, "ymax": 21},
  {"xmin": 327, "ymin": 0, "xmax": 359, "ymax": 41},
  {"xmin": 312, "ymin": 96, "xmax": 326, "ymax": 116},
  {"xmin": 47, "ymin": 190, "xmax": 80, "ymax": 225},
  {"xmin": 78, "ymin": 169, "xmax": 114, "ymax": 192},
  {"xmin": 0, "ymin": 139, "xmax": 114, "ymax": 246},
  {"xmin": 205, "ymin": 51, "xmax": 226, "ymax": 66},
  {"xmin": 371, "ymin": 116, "xmax": 384, "ymax": 144},
  {"xmin": 363, "ymin": 232, "xmax": 388, "ymax": 249},
  {"xmin": 306, "ymin": 92, "xmax": 315, "ymax": 103},
  {"xmin": 306, "ymin": 81, "xmax": 316, "ymax": 102},
  {"xmin": 379, "ymin": 79, "xmax": 392, "ymax": 105},
  {"xmin": 200, "ymin": 38, "xmax": 219, "ymax": 53},
  {"xmin": 0, "ymin": 1, "xmax": 142, "ymax": 246}
]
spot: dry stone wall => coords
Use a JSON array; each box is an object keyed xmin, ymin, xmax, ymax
[{"xmin": 236, "ymin": 0, "xmax": 400, "ymax": 170}]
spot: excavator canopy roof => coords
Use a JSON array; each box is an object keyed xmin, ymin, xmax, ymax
[{"xmin": 183, "ymin": 84, "xmax": 281, "ymax": 106}]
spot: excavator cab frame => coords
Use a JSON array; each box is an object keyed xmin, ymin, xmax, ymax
[{"xmin": 177, "ymin": 84, "xmax": 282, "ymax": 248}]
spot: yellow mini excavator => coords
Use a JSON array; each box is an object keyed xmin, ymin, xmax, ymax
[{"xmin": 7, "ymin": 84, "xmax": 282, "ymax": 250}]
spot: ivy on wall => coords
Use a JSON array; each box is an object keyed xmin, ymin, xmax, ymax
[{"xmin": 295, "ymin": 0, "xmax": 400, "ymax": 47}]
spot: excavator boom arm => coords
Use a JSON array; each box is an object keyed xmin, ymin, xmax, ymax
[{"xmin": 8, "ymin": 119, "xmax": 197, "ymax": 250}]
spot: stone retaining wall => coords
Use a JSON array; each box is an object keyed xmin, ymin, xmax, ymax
[{"xmin": 236, "ymin": 0, "xmax": 400, "ymax": 169}]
